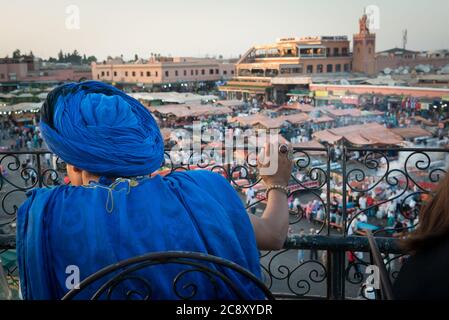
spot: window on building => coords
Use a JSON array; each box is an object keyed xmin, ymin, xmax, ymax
[
  {"xmin": 344, "ymin": 64, "xmax": 350, "ymax": 72},
  {"xmin": 132, "ymin": 71, "xmax": 136, "ymax": 77},
  {"xmin": 97, "ymin": 74, "xmax": 100, "ymax": 79},
  {"xmin": 114, "ymin": 71, "xmax": 117, "ymax": 77},
  {"xmin": 326, "ymin": 64, "xmax": 333, "ymax": 73},
  {"xmin": 101, "ymin": 71, "xmax": 105, "ymax": 76},
  {"xmin": 333, "ymin": 48, "xmax": 339, "ymax": 56},
  {"xmin": 165, "ymin": 71, "xmax": 169, "ymax": 77},
  {"xmin": 306, "ymin": 65, "xmax": 313, "ymax": 74},
  {"xmin": 209, "ymin": 69, "xmax": 214, "ymax": 75},
  {"xmin": 147, "ymin": 71, "xmax": 151, "ymax": 77},
  {"xmin": 106, "ymin": 71, "xmax": 110, "ymax": 76},
  {"xmin": 191, "ymin": 70, "xmax": 194, "ymax": 76},
  {"xmin": 201, "ymin": 69, "xmax": 205, "ymax": 75},
  {"xmin": 266, "ymin": 69, "xmax": 279, "ymax": 76},
  {"xmin": 293, "ymin": 65, "xmax": 303, "ymax": 74},
  {"xmin": 223, "ymin": 70, "xmax": 227, "ymax": 75},
  {"xmin": 215, "ymin": 69, "xmax": 219, "ymax": 74},
  {"xmin": 317, "ymin": 64, "xmax": 323, "ymax": 73},
  {"xmin": 342, "ymin": 48, "xmax": 348, "ymax": 56},
  {"xmin": 335, "ymin": 64, "xmax": 342, "ymax": 72},
  {"xmin": 140, "ymin": 72, "xmax": 144, "ymax": 77},
  {"xmin": 231, "ymin": 70, "xmax": 234, "ymax": 74},
  {"xmin": 175, "ymin": 70, "xmax": 178, "ymax": 76},
  {"xmin": 239, "ymin": 69, "xmax": 251, "ymax": 76},
  {"xmin": 125, "ymin": 71, "xmax": 128, "ymax": 76},
  {"xmin": 195, "ymin": 70, "xmax": 199, "ymax": 76},
  {"xmin": 184, "ymin": 70, "xmax": 187, "ymax": 76},
  {"xmin": 155, "ymin": 71, "xmax": 158, "ymax": 77}
]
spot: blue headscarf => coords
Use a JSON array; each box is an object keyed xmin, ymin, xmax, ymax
[{"xmin": 40, "ymin": 81, "xmax": 164, "ymax": 176}]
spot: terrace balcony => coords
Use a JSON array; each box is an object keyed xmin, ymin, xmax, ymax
[{"xmin": 0, "ymin": 146, "xmax": 447, "ymax": 300}]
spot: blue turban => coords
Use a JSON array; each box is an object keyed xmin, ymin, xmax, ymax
[{"xmin": 40, "ymin": 81, "xmax": 164, "ymax": 176}]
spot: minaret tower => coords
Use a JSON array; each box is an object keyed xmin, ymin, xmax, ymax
[{"xmin": 352, "ymin": 13, "xmax": 376, "ymax": 75}]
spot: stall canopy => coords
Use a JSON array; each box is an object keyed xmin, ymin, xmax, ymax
[
  {"xmin": 278, "ymin": 103, "xmax": 314, "ymax": 113},
  {"xmin": 214, "ymin": 100, "xmax": 245, "ymax": 110},
  {"xmin": 130, "ymin": 92, "xmax": 218, "ymax": 104},
  {"xmin": 150, "ymin": 104, "xmax": 232, "ymax": 119},
  {"xmin": 0, "ymin": 102, "xmax": 42, "ymax": 114},
  {"xmin": 390, "ymin": 126, "xmax": 432, "ymax": 139},
  {"xmin": 313, "ymin": 123, "xmax": 404, "ymax": 146},
  {"xmin": 230, "ymin": 112, "xmax": 310, "ymax": 129},
  {"xmin": 311, "ymin": 115, "xmax": 335, "ymax": 124},
  {"xmin": 324, "ymin": 108, "xmax": 362, "ymax": 118},
  {"xmin": 413, "ymin": 116, "xmax": 438, "ymax": 127},
  {"xmin": 229, "ymin": 114, "xmax": 280, "ymax": 128},
  {"xmin": 292, "ymin": 139, "xmax": 327, "ymax": 155}
]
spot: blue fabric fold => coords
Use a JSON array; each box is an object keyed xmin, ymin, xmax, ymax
[{"xmin": 17, "ymin": 171, "xmax": 263, "ymax": 300}]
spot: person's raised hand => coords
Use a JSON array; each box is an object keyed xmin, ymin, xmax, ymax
[{"xmin": 257, "ymin": 142, "xmax": 293, "ymax": 187}]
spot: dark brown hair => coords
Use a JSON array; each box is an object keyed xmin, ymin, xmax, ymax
[{"xmin": 402, "ymin": 173, "xmax": 449, "ymax": 254}]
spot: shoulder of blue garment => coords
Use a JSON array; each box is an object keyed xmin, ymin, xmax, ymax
[{"xmin": 22, "ymin": 170, "xmax": 233, "ymax": 197}]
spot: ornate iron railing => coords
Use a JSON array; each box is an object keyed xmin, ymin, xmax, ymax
[{"xmin": 0, "ymin": 146, "xmax": 448, "ymax": 299}]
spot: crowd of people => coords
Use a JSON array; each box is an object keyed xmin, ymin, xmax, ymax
[
  {"xmin": 0, "ymin": 120, "xmax": 43, "ymax": 151},
  {"xmin": 285, "ymin": 179, "xmax": 424, "ymax": 237},
  {"xmin": 0, "ymin": 119, "xmax": 66, "ymax": 186}
]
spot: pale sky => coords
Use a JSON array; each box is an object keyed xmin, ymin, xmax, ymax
[{"xmin": 1, "ymin": 0, "xmax": 449, "ymax": 61}]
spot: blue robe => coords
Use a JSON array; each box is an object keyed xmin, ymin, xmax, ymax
[{"xmin": 16, "ymin": 170, "xmax": 263, "ymax": 300}]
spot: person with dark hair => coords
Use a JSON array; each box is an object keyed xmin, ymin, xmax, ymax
[
  {"xmin": 393, "ymin": 173, "xmax": 449, "ymax": 299},
  {"xmin": 16, "ymin": 81, "xmax": 292, "ymax": 300}
]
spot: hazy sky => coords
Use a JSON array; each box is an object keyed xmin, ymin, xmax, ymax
[{"xmin": 1, "ymin": 0, "xmax": 449, "ymax": 60}]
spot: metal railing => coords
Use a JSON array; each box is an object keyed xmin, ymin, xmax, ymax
[{"xmin": 0, "ymin": 146, "xmax": 448, "ymax": 299}]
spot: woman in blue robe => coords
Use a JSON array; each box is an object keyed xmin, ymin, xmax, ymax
[{"xmin": 16, "ymin": 81, "xmax": 292, "ymax": 300}]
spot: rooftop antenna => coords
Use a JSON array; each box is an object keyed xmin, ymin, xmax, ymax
[{"xmin": 402, "ymin": 29, "xmax": 408, "ymax": 50}]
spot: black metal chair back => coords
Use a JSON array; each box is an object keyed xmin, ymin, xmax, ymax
[
  {"xmin": 62, "ymin": 251, "xmax": 274, "ymax": 300},
  {"xmin": 366, "ymin": 231, "xmax": 394, "ymax": 300}
]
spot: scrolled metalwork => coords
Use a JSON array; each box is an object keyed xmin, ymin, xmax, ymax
[
  {"xmin": 260, "ymin": 248, "xmax": 327, "ymax": 298},
  {"xmin": 61, "ymin": 251, "xmax": 274, "ymax": 300},
  {"xmin": 344, "ymin": 147, "xmax": 448, "ymax": 236},
  {"xmin": 1, "ymin": 146, "xmax": 448, "ymax": 300},
  {"xmin": 346, "ymin": 150, "xmax": 390, "ymax": 194}
]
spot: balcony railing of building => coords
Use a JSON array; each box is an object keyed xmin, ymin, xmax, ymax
[{"xmin": 0, "ymin": 146, "xmax": 448, "ymax": 299}]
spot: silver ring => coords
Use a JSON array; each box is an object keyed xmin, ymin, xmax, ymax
[
  {"xmin": 279, "ymin": 144, "xmax": 293, "ymax": 160},
  {"xmin": 279, "ymin": 144, "xmax": 289, "ymax": 154}
]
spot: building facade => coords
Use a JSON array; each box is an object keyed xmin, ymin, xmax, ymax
[
  {"xmin": 220, "ymin": 13, "xmax": 449, "ymax": 102},
  {"xmin": 92, "ymin": 57, "xmax": 235, "ymax": 86},
  {"xmin": 235, "ymin": 36, "xmax": 352, "ymax": 78},
  {"xmin": 220, "ymin": 35, "xmax": 353, "ymax": 102},
  {"xmin": 375, "ymin": 48, "xmax": 449, "ymax": 73},
  {"xmin": 0, "ymin": 56, "xmax": 91, "ymax": 90}
]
